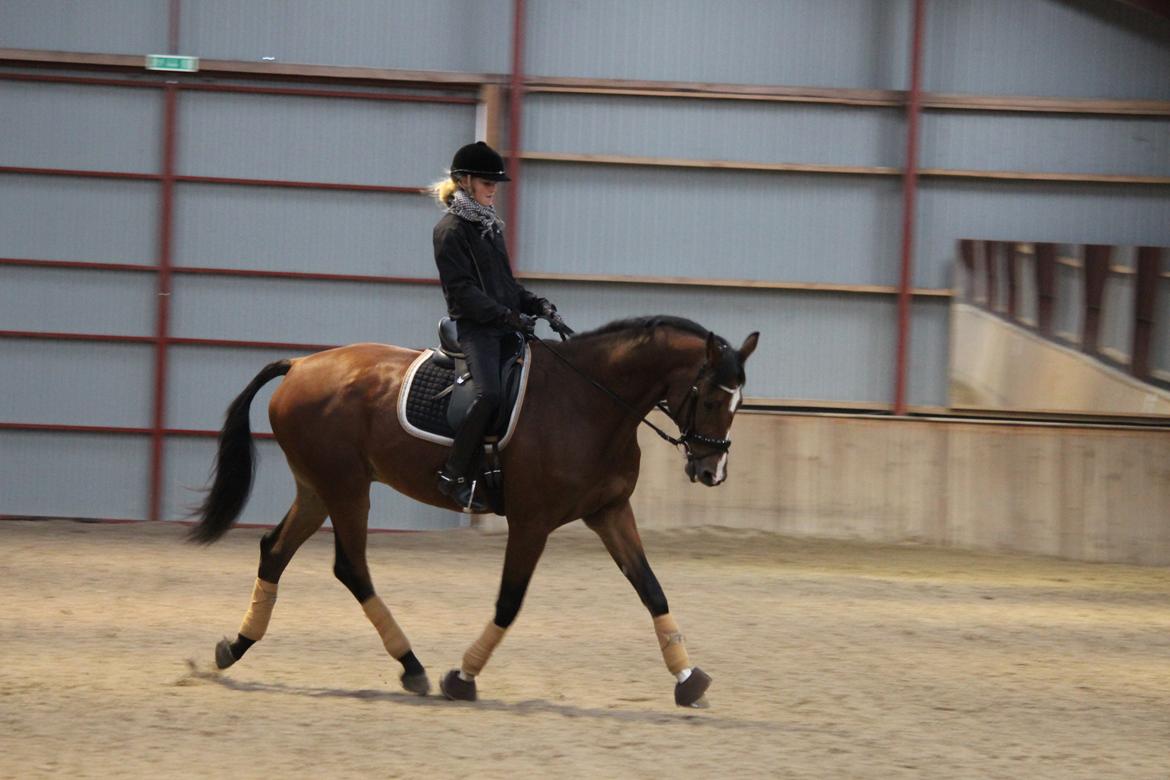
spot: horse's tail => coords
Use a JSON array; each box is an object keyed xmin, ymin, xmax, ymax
[{"xmin": 187, "ymin": 359, "xmax": 293, "ymax": 545}]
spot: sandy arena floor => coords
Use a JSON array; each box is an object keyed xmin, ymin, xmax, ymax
[{"xmin": 1, "ymin": 519, "xmax": 1168, "ymax": 779}]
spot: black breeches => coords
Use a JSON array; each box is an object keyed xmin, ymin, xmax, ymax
[{"xmin": 456, "ymin": 323, "xmax": 505, "ymax": 413}]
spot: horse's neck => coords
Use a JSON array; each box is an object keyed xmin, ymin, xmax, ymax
[{"xmin": 566, "ymin": 331, "xmax": 705, "ymax": 414}]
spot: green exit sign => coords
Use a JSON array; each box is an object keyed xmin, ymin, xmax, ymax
[{"xmin": 145, "ymin": 54, "xmax": 199, "ymax": 72}]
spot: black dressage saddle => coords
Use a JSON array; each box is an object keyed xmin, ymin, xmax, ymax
[{"xmin": 401, "ymin": 318, "xmax": 528, "ymax": 445}]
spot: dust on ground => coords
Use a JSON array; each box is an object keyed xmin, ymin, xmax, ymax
[{"xmin": 1, "ymin": 519, "xmax": 1168, "ymax": 779}]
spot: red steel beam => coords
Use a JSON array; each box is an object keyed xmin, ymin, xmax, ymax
[
  {"xmin": 1, "ymin": 165, "xmax": 428, "ymax": 193},
  {"xmin": 0, "ymin": 165, "xmax": 159, "ymax": 181},
  {"xmin": 173, "ymin": 174, "xmax": 425, "ymax": 194},
  {"xmin": 168, "ymin": 0, "xmax": 181, "ymax": 53},
  {"xmin": 0, "ymin": 329, "xmax": 335, "ymax": 353},
  {"xmin": 504, "ymin": 0, "xmax": 527, "ymax": 267},
  {"xmin": 0, "ymin": 330, "xmax": 154, "ymax": 344},
  {"xmin": 0, "ymin": 257, "xmax": 156, "ymax": 273},
  {"xmin": 0, "ymin": 71, "xmax": 477, "ymax": 105},
  {"xmin": 171, "ymin": 265, "xmax": 439, "ymax": 286},
  {"xmin": 148, "ymin": 86, "xmax": 178, "ymax": 523},
  {"xmin": 894, "ymin": 0, "xmax": 925, "ymax": 415},
  {"xmin": 0, "ymin": 421, "xmax": 274, "ymax": 440},
  {"xmin": 1131, "ymin": 246, "xmax": 1162, "ymax": 379}
]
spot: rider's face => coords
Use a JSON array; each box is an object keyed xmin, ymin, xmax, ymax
[{"xmin": 465, "ymin": 176, "xmax": 498, "ymax": 207}]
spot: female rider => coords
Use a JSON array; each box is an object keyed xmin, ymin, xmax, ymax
[{"xmin": 431, "ymin": 141, "xmax": 558, "ymax": 513}]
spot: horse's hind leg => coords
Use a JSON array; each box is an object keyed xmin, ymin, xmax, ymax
[
  {"xmin": 328, "ymin": 488, "xmax": 431, "ymax": 696},
  {"xmin": 215, "ymin": 481, "xmax": 328, "ymax": 669},
  {"xmin": 584, "ymin": 500, "xmax": 712, "ymax": 708}
]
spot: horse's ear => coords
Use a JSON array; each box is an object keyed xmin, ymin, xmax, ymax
[
  {"xmin": 706, "ymin": 332, "xmax": 722, "ymax": 365},
  {"xmin": 738, "ymin": 332, "xmax": 759, "ymax": 363}
]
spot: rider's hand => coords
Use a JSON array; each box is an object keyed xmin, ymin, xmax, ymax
[
  {"xmin": 538, "ymin": 299, "xmax": 557, "ymax": 317},
  {"xmin": 504, "ymin": 310, "xmax": 537, "ymax": 334},
  {"xmin": 547, "ymin": 312, "xmax": 573, "ymax": 337}
]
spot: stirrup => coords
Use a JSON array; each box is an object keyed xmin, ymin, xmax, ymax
[{"xmin": 437, "ymin": 471, "xmax": 491, "ymax": 514}]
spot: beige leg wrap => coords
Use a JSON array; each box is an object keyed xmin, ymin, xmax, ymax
[
  {"xmin": 653, "ymin": 613, "xmax": 691, "ymax": 675},
  {"xmin": 461, "ymin": 621, "xmax": 507, "ymax": 677},
  {"xmin": 238, "ymin": 578, "xmax": 278, "ymax": 641},
  {"xmin": 361, "ymin": 596, "xmax": 412, "ymax": 659}
]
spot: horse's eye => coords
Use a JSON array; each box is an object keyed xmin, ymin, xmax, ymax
[{"xmin": 703, "ymin": 400, "xmax": 718, "ymax": 411}]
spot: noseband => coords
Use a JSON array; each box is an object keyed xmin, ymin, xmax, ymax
[{"xmin": 660, "ymin": 367, "xmax": 733, "ymax": 463}]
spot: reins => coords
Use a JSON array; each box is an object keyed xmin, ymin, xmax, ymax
[{"xmin": 524, "ymin": 323, "xmax": 730, "ymax": 456}]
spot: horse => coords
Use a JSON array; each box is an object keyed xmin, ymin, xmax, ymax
[{"xmin": 187, "ymin": 315, "xmax": 759, "ymax": 707}]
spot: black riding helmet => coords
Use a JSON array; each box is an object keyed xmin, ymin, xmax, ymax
[{"xmin": 450, "ymin": 141, "xmax": 510, "ymax": 182}]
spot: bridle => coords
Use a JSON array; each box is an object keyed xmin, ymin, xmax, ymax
[{"xmin": 527, "ymin": 331, "xmax": 735, "ymax": 464}]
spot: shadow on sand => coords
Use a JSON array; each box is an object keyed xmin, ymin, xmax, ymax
[{"xmin": 175, "ymin": 659, "xmax": 815, "ymax": 734}]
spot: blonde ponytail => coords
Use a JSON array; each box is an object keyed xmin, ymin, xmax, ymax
[{"xmin": 430, "ymin": 174, "xmax": 462, "ymax": 207}]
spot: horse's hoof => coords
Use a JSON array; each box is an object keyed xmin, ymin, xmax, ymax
[
  {"xmin": 439, "ymin": 669, "xmax": 477, "ymax": 702},
  {"xmin": 401, "ymin": 671, "xmax": 432, "ymax": 696},
  {"xmin": 674, "ymin": 667, "xmax": 712, "ymax": 708},
  {"xmin": 214, "ymin": 637, "xmax": 237, "ymax": 670}
]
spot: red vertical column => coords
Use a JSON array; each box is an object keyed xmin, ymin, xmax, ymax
[
  {"xmin": 149, "ymin": 85, "xmax": 178, "ymax": 522},
  {"xmin": 1131, "ymin": 246, "xmax": 1162, "ymax": 380},
  {"xmin": 958, "ymin": 239, "xmax": 976, "ymax": 302},
  {"xmin": 1033, "ymin": 242, "xmax": 1056, "ymax": 337},
  {"xmin": 985, "ymin": 241, "xmax": 999, "ymax": 312},
  {"xmin": 894, "ymin": 0, "xmax": 925, "ymax": 415},
  {"xmin": 1005, "ymin": 243, "xmax": 1018, "ymax": 321},
  {"xmin": 1081, "ymin": 244, "xmax": 1111, "ymax": 356},
  {"xmin": 504, "ymin": 0, "xmax": 527, "ymax": 270}
]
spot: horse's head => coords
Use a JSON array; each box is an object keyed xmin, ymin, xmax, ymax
[{"xmin": 676, "ymin": 330, "xmax": 759, "ymax": 486}]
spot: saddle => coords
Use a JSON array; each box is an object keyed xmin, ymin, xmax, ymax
[{"xmin": 397, "ymin": 318, "xmax": 531, "ymax": 450}]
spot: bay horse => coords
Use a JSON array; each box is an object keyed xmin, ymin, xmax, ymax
[{"xmin": 187, "ymin": 315, "xmax": 759, "ymax": 707}]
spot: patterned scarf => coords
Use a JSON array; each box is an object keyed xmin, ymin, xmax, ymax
[{"xmin": 448, "ymin": 188, "xmax": 505, "ymax": 238}]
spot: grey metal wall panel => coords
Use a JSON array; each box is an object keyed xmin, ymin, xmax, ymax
[
  {"xmin": 0, "ymin": 82, "xmax": 161, "ymax": 173},
  {"xmin": 519, "ymin": 163, "xmax": 904, "ymax": 286},
  {"xmin": 0, "ymin": 175, "xmax": 159, "ymax": 263},
  {"xmin": 166, "ymin": 346, "xmax": 319, "ymax": 434},
  {"xmin": 163, "ymin": 438, "xmax": 465, "ymax": 530},
  {"xmin": 0, "ymin": 340, "xmax": 154, "ymax": 427},
  {"xmin": 179, "ymin": 92, "xmax": 473, "ymax": 185},
  {"xmin": 169, "ymin": 276, "xmax": 443, "ymax": 348},
  {"xmin": 526, "ymin": 0, "xmax": 910, "ymax": 88},
  {"xmin": 908, "ymin": 299, "xmax": 950, "ymax": 407},
  {"xmin": 0, "ymin": 432, "xmax": 150, "ymax": 519},
  {"xmin": 0, "ymin": 267, "xmax": 155, "ymax": 336},
  {"xmin": 526, "ymin": 281, "xmax": 897, "ymax": 404},
  {"xmin": 916, "ymin": 181, "xmax": 1170, "ymax": 289},
  {"xmin": 180, "ymin": 0, "xmax": 510, "ymax": 73},
  {"xmin": 164, "ymin": 437, "xmax": 296, "ymax": 525},
  {"xmin": 0, "ymin": 0, "xmax": 166, "ymax": 55},
  {"xmin": 173, "ymin": 184, "xmax": 438, "ymax": 277},
  {"xmin": 525, "ymin": 95, "xmax": 905, "ymax": 168},
  {"xmin": 921, "ymin": 113, "xmax": 1170, "ymax": 177},
  {"xmin": 925, "ymin": 0, "xmax": 1170, "ymax": 99}
]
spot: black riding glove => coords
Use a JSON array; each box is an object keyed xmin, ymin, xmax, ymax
[
  {"xmin": 538, "ymin": 299, "xmax": 557, "ymax": 317},
  {"xmin": 503, "ymin": 310, "xmax": 537, "ymax": 334}
]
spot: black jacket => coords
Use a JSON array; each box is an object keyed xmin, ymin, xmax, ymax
[{"xmin": 432, "ymin": 212, "xmax": 544, "ymax": 328}]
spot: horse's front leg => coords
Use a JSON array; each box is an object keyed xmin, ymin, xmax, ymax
[
  {"xmin": 440, "ymin": 527, "xmax": 548, "ymax": 702},
  {"xmin": 584, "ymin": 500, "xmax": 712, "ymax": 708}
]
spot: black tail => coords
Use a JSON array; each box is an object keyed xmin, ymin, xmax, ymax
[{"xmin": 187, "ymin": 360, "xmax": 293, "ymax": 544}]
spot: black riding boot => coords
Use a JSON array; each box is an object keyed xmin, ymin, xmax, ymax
[{"xmin": 437, "ymin": 398, "xmax": 495, "ymax": 513}]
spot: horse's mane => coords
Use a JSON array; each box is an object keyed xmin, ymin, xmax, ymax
[
  {"xmin": 570, "ymin": 315, "xmax": 713, "ymax": 344},
  {"xmin": 569, "ymin": 315, "xmax": 743, "ymax": 385}
]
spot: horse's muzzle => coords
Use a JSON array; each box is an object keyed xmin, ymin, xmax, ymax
[{"xmin": 685, "ymin": 458, "xmax": 726, "ymax": 487}]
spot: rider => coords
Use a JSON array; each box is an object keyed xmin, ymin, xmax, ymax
[{"xmin": 431, "ymin": 141, "xmax": 557, "ymax": 512}]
